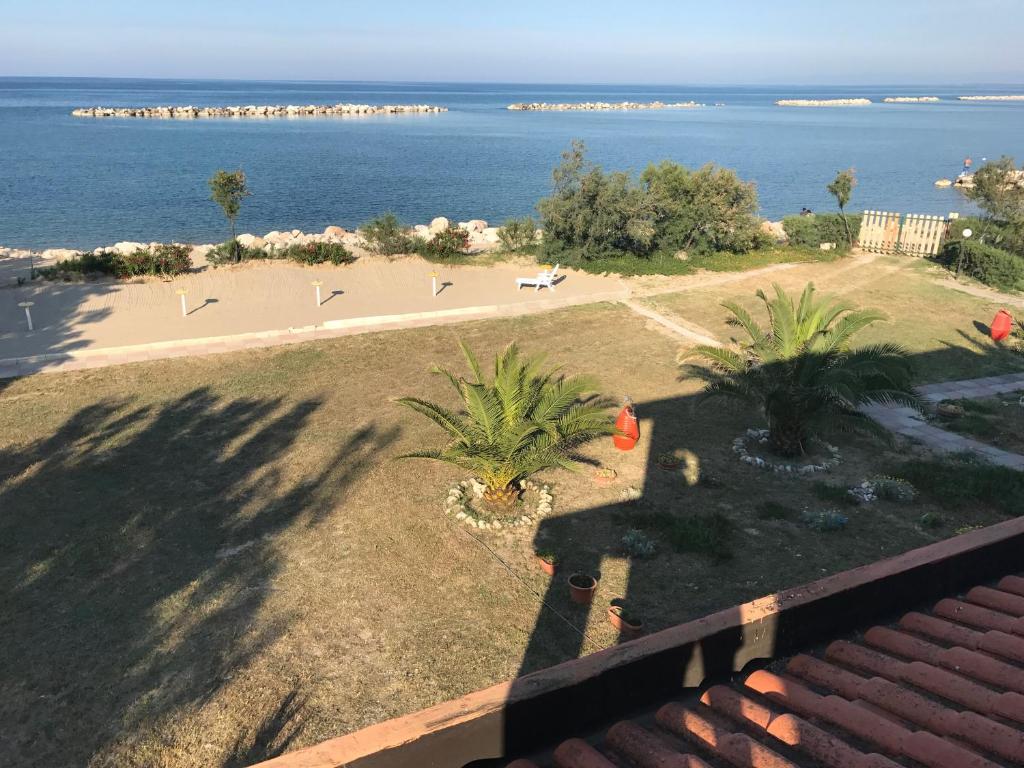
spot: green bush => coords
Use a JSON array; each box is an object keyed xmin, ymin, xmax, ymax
[
  {"xmin": 147, "ymin": 244, "xmax": 193, "ymax": 276},
  {"xmin": 421, "ymin": 226, "xmax": 470, "ymax": 260},
  {"xmin": 361, "ymin": 213, "xmax": 416, "ymax": 256},
  {"xmin": 942, "ymin": 239, "xmax": 1024, "ymax": 290},
  {"xmin": 537, "ymin": 140, "xmax": 661, "ymax": 260},
  {"xmin": 206, "ymin": 240, "xmax": 276, "ymax": 265},
  {"xmin": 280, "ymin": 242, "xmax": 354, "ymax": 265},
  {"xmin": 641, "ymin": 161, "xmax": 766, "ymax": 255},
  {"xmin": 37, "ymin": 251, "xmax": 118, "ymax": 279},
  {"xmin": 41, "ymin": 245, "xmax": 193, "ymax": 279},
  {"xmin": 782, "ymin": 213, "xmax": 861, "ymax": 250},
  {"xmin": 945, "ymin": 216, "xmax": 1024, "ymax": 257},
  {"xmin": 497, "ymin": 217, "xmax": 538, "ymax": 251},
  {"xmin": 537, "ymin": 141, "xmax": 766, "ymax": 264}
]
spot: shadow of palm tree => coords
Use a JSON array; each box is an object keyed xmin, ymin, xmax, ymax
[{"xmin": 0, "ymin": 388, "xmax": 398, "ymax": 767}]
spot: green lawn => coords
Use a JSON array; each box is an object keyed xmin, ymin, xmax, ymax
[{"xmin": 0, "ymin": 261, "xmax": 1020, "ymax": 767}]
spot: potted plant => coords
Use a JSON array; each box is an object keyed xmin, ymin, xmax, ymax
[
  {"xmin": 568, "ymin": 573, "xmax": 598, "ymax": 605},
  {"xmin": 593, "ymin": 467, "xmax": 617, "ymax": 487},
  {"xmin": 535, "ymin": 549, "xmax": 559, "ymax": 577},
  {"xmin": 607, "ymin": 600, "xmax": 644, "ymax": 638},
  {"xmin": 656, "ymin": 450, "xmax": 682, "ymax": 470}
]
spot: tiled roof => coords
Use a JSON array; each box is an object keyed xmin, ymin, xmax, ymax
[{"xmin": 507, "ymin": 574, "xmax": 1024, "ymax": 768}]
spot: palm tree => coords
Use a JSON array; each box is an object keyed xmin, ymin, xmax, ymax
[
  {"xmin": 683, "ymin": 282, "xmax": 918, "ymax": 457},
  {"xmin": 397, "ymin": 342, "xmax": 614, "ymax": 508}
]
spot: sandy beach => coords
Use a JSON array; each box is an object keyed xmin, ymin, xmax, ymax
[{"xmin": 0, "ymin": 255, "xmax": 628, "ymax": 366}]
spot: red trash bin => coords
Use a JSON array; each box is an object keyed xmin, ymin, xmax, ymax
[
  {"xmin": 991, "ymin": 309, "xmax": 1013, "ymax": 342},
  {"xmin": 613, "ymin": 400, "xmax": 639, "ymax": 451}
]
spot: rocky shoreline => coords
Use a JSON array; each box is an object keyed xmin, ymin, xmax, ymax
[
  {"xmin": 776, "ymin": 98, "xmax": 872, "ymax": 107},
  {"xmin": 71, "ymin": 103, "xmax": 447, "ymax": 118},
  {"xmin": 0, "ymin": 216, "xmax": 507, "ymax": 267},
  {"xmin": 883, "ymin": 96, "xmax": 940, "ymax": 103},
  {"xmin": 507, "ymin": 101, "xmax": 703, "ymax": 111}
]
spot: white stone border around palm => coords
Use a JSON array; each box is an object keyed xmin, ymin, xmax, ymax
[
  {"xmin": 444, "ymin": 478, "xmax": 553, "ymax": 530},
  {"xmin": 732, "ymin": 428, "xmax": 842, "ymax": 474}
]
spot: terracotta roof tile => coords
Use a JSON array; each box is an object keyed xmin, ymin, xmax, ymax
[{"xmin": 505, "ymin": 576, "xmax": 1024, "ymax": 768}]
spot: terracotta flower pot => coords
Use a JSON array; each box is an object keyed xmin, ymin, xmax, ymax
[
  {"xmin": 607, "ymin": 605, "xmax": 644, "ymax": 638},
  {"xmin": 568, "ymin": 573, "xmax": 597, "ymax": 605},
  {"xmin": 537, "ymin": 556, "xmax": 558, "ymax": 577}
]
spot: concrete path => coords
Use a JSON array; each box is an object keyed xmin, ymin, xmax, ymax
[
  {"xmin": 863, "ymin": 372, "xmax": 1024, "ymax": 469},
  {"xmin": 619, "ymin": 300, "xmax": 722, "ymax": 347},
  {"xmin": 0, "ymin": 257, "xmax": 628, "ymax": 377}
]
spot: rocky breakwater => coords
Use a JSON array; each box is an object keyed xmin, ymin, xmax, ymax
[
  {"xmin": 71, "ymin": 103, "xmax": 447, "ymax": 118},
  {"xmin": 883, "ymin": 96, "xmax": 940, "ymax": 103},
  {"xmin": 958, "ymin": 95, "xmax": 1024, "ymax": 101},
  {"xmin": 507, "ymin": 100, "xmax": 703, "ymax": 111},
  {"xmin": 776, "ymin": 98, "xmax": 872, "ymax": 107}
]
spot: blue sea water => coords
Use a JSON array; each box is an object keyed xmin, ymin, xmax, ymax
[{"xmin": 1, "ymin": 78, "xmax": 1023, "ymax": 251}]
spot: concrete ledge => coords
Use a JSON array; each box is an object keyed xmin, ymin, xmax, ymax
[{"xmin": 252, "ymin": 516, "xmax": 1024, "ymax": 768}]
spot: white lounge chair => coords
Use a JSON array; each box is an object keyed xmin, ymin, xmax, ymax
[{"xmin": 516, "ymin": 264, "xmax": 559, "ymax": 292}]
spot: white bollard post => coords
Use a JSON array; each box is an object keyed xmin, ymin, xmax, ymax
[
  {"xmin": 18, "ymin": 301, "xmax": 34, "ymax": 331},
  {"xmin": 431, "ymin": 271, "xmax": 438, "ymax": 297},
  {"xmin": 176, "ymin": 288, "xmax": 188, "ymax": 317},
  {"xmin": 312, "ymin": 280, "xmax": 323, "ymax": 307}
]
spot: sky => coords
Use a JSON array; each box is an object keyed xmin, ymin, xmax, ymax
[{"xmin": 1, "ymin": 0, "xmax": 1022, "ymax": 84}]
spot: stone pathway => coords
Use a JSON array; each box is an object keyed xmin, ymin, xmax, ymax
[
  {"xmin": 620, "ymin": 300, "xmax": 722, "ymax": 347},
  {"xmin": 862, "ymin": 372, "xmax": 1024, "ymax": 470}
]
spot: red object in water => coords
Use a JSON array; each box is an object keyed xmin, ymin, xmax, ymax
[
  {"xmin": 613, "ymin": 401, "xmax": 639, "ymax": 451},
  {"xmin": 991, "ymin": 309, "xmax": 1013, "ymax": 342}
]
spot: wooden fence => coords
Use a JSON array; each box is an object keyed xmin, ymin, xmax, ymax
[{"xmin": 859, "ymin": 210, "xmax": 949, "ymax": 256}]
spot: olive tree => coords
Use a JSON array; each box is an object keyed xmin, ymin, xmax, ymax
[
  {"xmin": 208, "ymin": 169, "xmax": 251, "ymax": 260},
  {"xmin": 827, "ymin": 168, "xmax": 857, "ymax": 247}
]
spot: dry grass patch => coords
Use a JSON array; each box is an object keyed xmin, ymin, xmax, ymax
[
  {"xmin": 639, "ymin": 253, "xmax": 1024, "ymax": 383},
  {"xmin": 0, "ymin": 297, "xmax": 1017, "ymax": 767}
]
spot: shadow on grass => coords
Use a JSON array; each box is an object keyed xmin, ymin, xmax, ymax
[{"xmin": 0, "ymin": 388, "xmax": 398, "ymax": 767}]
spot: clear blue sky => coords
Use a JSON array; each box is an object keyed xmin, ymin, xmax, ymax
[{"xmin": 2, "ymin": 0, "xmax": 1022, "ymax": 84}]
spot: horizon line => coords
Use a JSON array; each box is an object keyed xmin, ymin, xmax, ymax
[{"xmin": 3, "ymin": 74, "xmax": 1024, "ymax": 89}]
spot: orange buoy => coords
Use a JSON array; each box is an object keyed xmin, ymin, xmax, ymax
[
  {"xmin": 991, "ymin": 309, "xmax": 1013, "ymax": 342},
  {"xmin": 613, "ymin": 399, "xmax": 639, "ymax": 451}
]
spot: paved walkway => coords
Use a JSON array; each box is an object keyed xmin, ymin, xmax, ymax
[{"xmin": 863, "ymin": 372, "xmax": 1024, "ymax": 469}]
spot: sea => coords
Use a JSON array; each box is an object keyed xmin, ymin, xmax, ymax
[{"xmin": 2, "ymin": 78, "xmax": 1023, "ymax": 251}]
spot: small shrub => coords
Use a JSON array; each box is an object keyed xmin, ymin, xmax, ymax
[
  {"xmin": 941, "ymin": 239, "xmax": 1024, "ymax": 291},
  {"xmin": 870, "ymin": 476, "xmax": 917, "ymax": 502},
  {"xmin": 812, "ymin": 481, "xmax": 855, "ymax": 506},
  {"xmin": 800, "ymin": 509, "xmax": 849, "ymax": 531},
  {"xmin": 756, "ymin": 501, "xmax": 796, "ymax": 520},
  {"xmin": 619, "ymin": 528, "xmax": 657, "ymax": 558},
  {"xmin": 37, "ymin": 251, "xmax": 117, "ymax": 279},
  {"xmin": 919, "ymin": 511, "xmax": 944, "ymax": 528},
  {"xmin": 148, "ymin": 244, "xmax": 193, "ymax": 276},
  {"xmin": 282, "ymin": 241, "xmax": 355, "ymax": 266},
  {"xmin": 782, "ymin": 213, "xmax": 861, "ymax": 250},
  {"xmin": 497, "ymin": 217, "xmax": 538, "ymax": 251},
  {"xmin": 207, "ymin": 240, "xmax": 276, "ymax": 265},
  {"xmin": 361, "ymin": 213, "xmax": 416, "ymax": 256},
  {"xmin": 649, "ymin": 511, "xmax": 733, "ymax": 561},
  {"xmin": 422, "ymin": 226, "xmax": 471, "ymax": 260}
]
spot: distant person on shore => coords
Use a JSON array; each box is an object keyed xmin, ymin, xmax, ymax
[
  {"xmin": 800, "ymin": 207, "xmax": 814, "ymax": 216},
  {"xmin": 960, "ymin": 156, "xmax": 973, "ymax": 177}
]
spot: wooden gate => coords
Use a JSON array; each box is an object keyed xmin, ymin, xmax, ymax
[
  {"xmin": 860, "ymin": 210, "xmax": 902, "ymax": 252},
  {"xmin": 899, "ymin": 214, "xmax": 948, "ymax": 256},
  {"xmin": 859, "ymin": 210, "xmax": 948, "ymax": 256}
]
